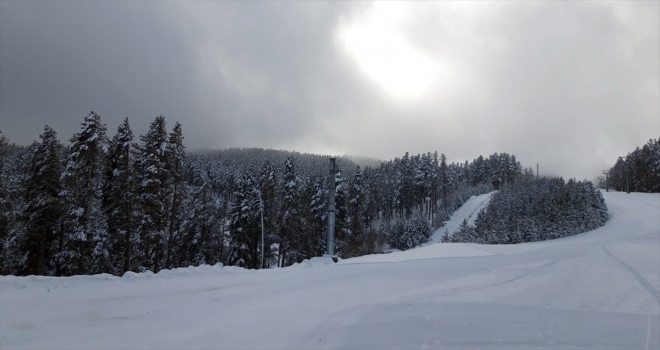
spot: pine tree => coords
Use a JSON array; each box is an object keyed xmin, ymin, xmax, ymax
[
  {"xmin": 104, "ymin": 118, "xmax": 136, "ymax": 274},
  {"xmin": 388, "ymin": 213, "xmax": 431, "ymax": 251},
  {"xmin": 439, "ymin": 153, "xmax": 448, "ymax": 215},
  {"xmin": 135, "ymin": 115, "xmax": 170, "ymax": 273},
  {"xmin": 0, "ymin": 129, "xmax": 7, "ymax": 158},
  {"xmin": 399, "ymin": 153, "xmax": 414, "ymax": 219},
  {"xmin": 0, "ymin": 148, "xmax": 31, "ymax": 275},
  {"xmin": 59, "ymin": 112, "xmax": 109, "ymax": 275},
  {"xmin": 258, "ymin": 161, "xmax": 277, "ymax": 268},
  {"xmin": 278, "ymin": 156, "xmax": 300, "ymax": 266},
  {"xmin": 0, "ymin": 129, "xmax": 11, "ymax": 266},
  {"xmin": 361, "ymin": 167, "xmax": 378, "ymax": 230},
  {"xmin": 333, "ymin": 167, "xmax": 349, "ymax": 256},
  {"xmin": 21, "ymin": 126, "xmax": 64, "ymax": 275},
  {"xmin": 165, "ymin": 121, "xmax": 186, "ymax": 269},
  {"xmin": 228, "ymin": 170, "xmax": 261, "ymax": 268},
  {"xmin": 175, "ymin": 170, "xmax": 206, "ymax": 267},
  {"xmin": 346, "ymin": 165, "xmax": 365, "ymax": 257},
  {"xmin": 309, "ymin": 174, "xmax": 327, "ymax": 257},
  {"xmin": 181, "ymin": 178, "xmax": 224, "ymax": 267}
]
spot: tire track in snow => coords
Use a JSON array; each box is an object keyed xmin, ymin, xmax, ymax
[{"xmin": 602, "ymin": 246, "xmax": 660, "ymax": 306}]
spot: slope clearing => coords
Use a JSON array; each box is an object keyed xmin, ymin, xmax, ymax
[{"xmin": 430, "ymin": 191, "xmax": 494, "ymax": 242}]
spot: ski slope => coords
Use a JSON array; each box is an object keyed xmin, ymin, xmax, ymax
[
  {"xmin": 2, "ymin": 192, "xmax": 659, "ymax": 349},
  {"xmin": 430, "ymin": 191, "xmax": 494, "ymax": 242}
]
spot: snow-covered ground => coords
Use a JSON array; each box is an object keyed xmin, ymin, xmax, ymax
[{"xmin": 2, "ymin": 191, "xmax": 659, "ymax": 349}]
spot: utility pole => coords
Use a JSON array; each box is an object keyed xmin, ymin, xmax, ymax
[
  {"xmin": 618, "ymin": 157, "xmax": 630, "ymax": 194},
  {"xmin": 602, "ymin": 170, "xmax": 609, "ymax": 192},
  {"xmin": 260, "ymin": 195, "xmax": 265, "ymax": 269},
  {"xmin": 255, "ymin": 189, "xmax": 265, "ymax": 269},
  {"xmin": 537, "ymin": 163, "xmax": 539, "ymax": 179},
  {"xmin": 327, "ymin": 158, "xmax": 336, "ymax": 257}
]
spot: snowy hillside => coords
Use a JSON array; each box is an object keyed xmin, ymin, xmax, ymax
[{"xmin": 1, "ymin": 191, "xmax": 659, "ymax": 349}]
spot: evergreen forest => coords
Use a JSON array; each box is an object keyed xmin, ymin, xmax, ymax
[
  {"xmin": 604, "ymin": 138, "xmax": 660, "ymax": 193},
  {"xmin": 0, "ymin": 112, "xmax": 530, "ymax": 275}
]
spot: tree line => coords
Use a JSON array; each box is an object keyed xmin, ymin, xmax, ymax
[
  {"xmin": 0, "ymin": 113, "xmax": 527, "ymax": 276},
  {"xmin": 604, "ymin": 138, "xmax": 660, "ymax": 193}
]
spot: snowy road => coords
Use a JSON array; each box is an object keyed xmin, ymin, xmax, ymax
[{"xmin": 2, "ymin": 192, "xmax": 659, "ymax": 349}]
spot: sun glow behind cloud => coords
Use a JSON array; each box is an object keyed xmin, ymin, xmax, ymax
[{"xmin": 337, "ymin": 2, "xmax": 441, "ymax": 103}]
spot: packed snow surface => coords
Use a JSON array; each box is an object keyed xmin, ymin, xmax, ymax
[{"xmin": 2, "ymin": 192, "xmax": 659, "ymax": 349}]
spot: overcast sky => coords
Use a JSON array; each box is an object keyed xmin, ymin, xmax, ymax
[{"xmin": 1, "ymin": 1, "xmax": 658, "ymax": 180}]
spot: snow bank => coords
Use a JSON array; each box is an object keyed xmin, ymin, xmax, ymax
[
  {"xmin": 0, "ymin": 263, "xmax": 231, "ymax": 292},
  {"xmin": 0, "ymin": 273, "xmax": 118, "ymax": 292},
  {"xmin": 288, "ymin": 256, "xmax": 339, "ymax": 269},
  {"xmin": 123, "ymin": 262, "xmax": 228, "ymax": 280},
  {"xmin": 1, "ymin": 257, "xmax": 342, "ymax": 292}
]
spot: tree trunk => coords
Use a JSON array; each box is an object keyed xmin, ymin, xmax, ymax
[
  {"xmin": 124, "ymin": 227, "xmax": 130, "ymax": 274},
  {"xmin": 124, "ymin": 195, "xmax": 132, "ymax": 274},
  {"xmin": 167, "ymin": 184, "xmax": 178, "ymax": 269}
]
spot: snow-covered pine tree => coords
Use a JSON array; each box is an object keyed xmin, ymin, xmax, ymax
[
  {"xmin": 309, "ymin": 174, "xmax": 327, "ymax": 257},
  {"xmin": 104, "ymin": 118, "xmax": 136, "ymax": 275},
  {"xmin": 387, "ymin": 213, "xmax": 431, "ymax": 251},
  {"xmin": 649, "ymin": 139, "xmax": 660, "ymax": 192},
  {"xmin": 413, "ymin": 153, "xmax": 430, "ymax": 216},
  {"xmin": 181, "ymin": 177, "xmax": 224, "ymax": 267},
  {"xmin": 333, "ymin": 167, "xmax": 350, "ymax": 256},
  {"xmin": 278, "ymin": 156, "xmax": 301, "ymax": 266},
  {"xmin": 19, "ymin": 126, "xmax": 64, "ymax": 275},
  {"xmin": 361, "ymin": 167, "xmax": 378, "ymax": 230},
  {"xmin": 472, "ymin": 155, "xmax": 486, "ymax": 186},
  {"xmin": 0, "ymin": 146, "xmax": 31, "ymax": 275},
  {"xmin": 174, "ymin": 168, "xmax": 205, "ymax": 267},
  {"xmin": 59, "ymin": 112, "xmax": 110, "ymax": 275},
  {"xmin": 400, "ymin": 153, "xmax": 414, "ymax": 219},
  {"xmin": 297, "ymin": 175, "xmax": 316, "ymax": 259},
  {"xmin": 258, "ymin": 161, "xmax": 277, "ymax": 268},
  {"xmin": 487, "ymin": 153, "xmax": 500, "ymax": 189},
  {"xmin": 229, "ymin": 170, "xmax": 261, "ymax": 268},
  {"xmin": 0, "ymin": 128, "xmax": 13, "ymax": 271},
  {"xmin": 165, "ymin": 121, "xmax": 186, "ymax": 270},
  {"xmin": 134, "ymin": 115, "xmax": 170, "ymax": 273},
  {"xmin": 0, "ymin": 129, "xmax": 7, "ymax": 158},
  {"xmin": 345, "ymin": 165, "xmax": 365, "ymax": 257},
  {"xmin": 439, "ymin": 153, "xmax": 448, "ymax": 215}
]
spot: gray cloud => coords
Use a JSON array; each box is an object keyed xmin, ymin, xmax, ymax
[{"xmin": 1, "ymin": 1, "xmax": 657, "ymax": 180}]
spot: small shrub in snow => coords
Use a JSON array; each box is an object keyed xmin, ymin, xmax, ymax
[{"xmin": 387, "ymin": 215, "xmax": 432, "ymax": 251}]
